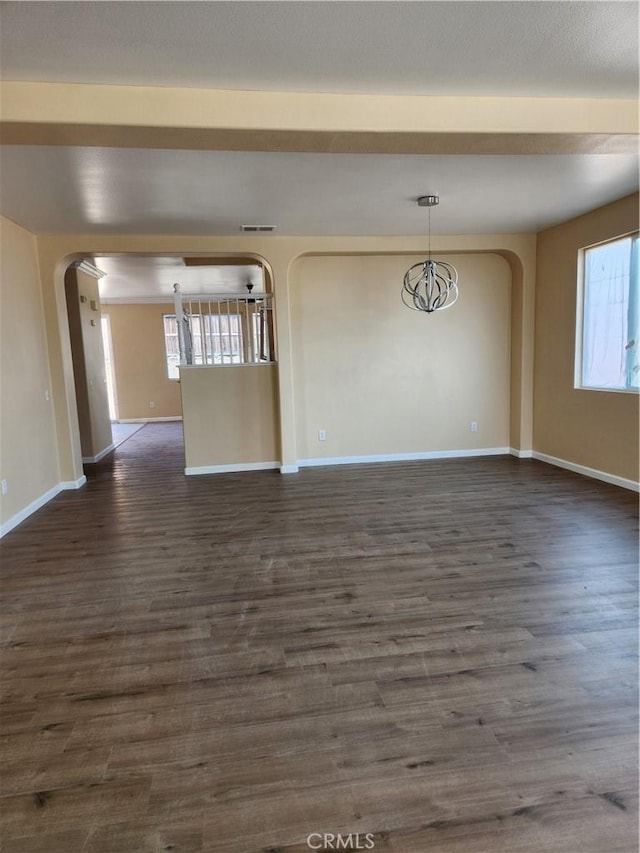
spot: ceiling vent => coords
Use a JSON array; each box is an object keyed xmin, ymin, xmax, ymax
[{"xmin": 241, "ymin": 225, "xmax": 277, "ymax": 233}]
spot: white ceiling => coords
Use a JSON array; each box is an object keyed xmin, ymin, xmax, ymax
[
  {"xmin": 95, "ymin": 256, "xmax": 265, "ymax": 301},
  {"xmin": 0, "ymin": 1, "xmax": 637, "ymax": 97},
  {"xmin": 0, "ymin": 2, "xmax": 637, "ymax": 242},
  {"xmin": 1, "ymin": 146, "xmax": 637, "ymax": 236}
]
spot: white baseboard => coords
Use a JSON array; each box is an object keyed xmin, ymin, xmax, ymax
[
  {"xmin": 509, "ymin": 448, "xmax": 534, "ymax": 459},
  {"xmin": 298, "ymin": 447, "xmax": 511, "ymax": 468},
  {"xmin": 280, "ymin": 464, "xmax": 300, "ymax": 474},
  {"xmin": 0, "ymin": 475, "xmax": 87, "ymax": 538},
  {"xmin": 185, "ymin": 461, "xmax": 280, "ymax": 476},
  {"xmin": 1, "ymin": 484, "xmax": 61, "ymax": 538},
  {"xmin": 82, "ymin": 444, "xmax": 115, "ymax": 464},
  {"xmin": 118, "ymin": 417, "xmax": 183, "ymax": 423},
  {"xmin": 60, "ymin": 475, "xmax": 87, "ymax": 490},
  {"xmin": 532, "ymin": 451, "xmax": 639, "ymax": 492}
]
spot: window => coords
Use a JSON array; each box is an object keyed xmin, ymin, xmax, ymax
[
  {"xmin": 163, "ymin": 294, "xmax": 274, "ymax": 376},
  {"xmin": 578, "ymin": 234, "xmax": 639, "ymax": 392},
  {"xmin": 163, "ymin": 315, "xmax": 181, "ymax": 379},
  {"xmin": 163, "ymin": 312, "xmax": 244, "ymax": 378},
  {"xmin": 191, "ymin": 313, "xmax": 244, "ymax": 365}
]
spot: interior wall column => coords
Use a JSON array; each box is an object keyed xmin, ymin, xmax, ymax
[
  {"xmin": 36, "ymin": 241, "xmax": 85, "ymax": 484},
  {"xmin": 269, "ymin": 250, "xmax": 299, "ymax": 472},
  {"xmin": 502, "ymin": 237, "xmax": 536, "ymax": 454},
  {"xmin": 519, "ymin": 240, "xmax": 536, "ymax": 452}
]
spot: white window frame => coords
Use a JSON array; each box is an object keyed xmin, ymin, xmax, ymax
[
  {"xmin": 575, "ymin": 232, "xmax": 639, "ymax": 394},
  {"xmin": 163, "ymin": 314, "xmax": 181, "ymax": 380}
]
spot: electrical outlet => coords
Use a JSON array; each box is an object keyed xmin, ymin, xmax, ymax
[
  {"xmin": 1, "ymin": 479, "xmax": 7, "ymax": 496},
  {"xmin": 470, "ymin": 421, "xmax": 478, "ymax": 432},
  {"xmin": 45, "ymin": 389, "xmax": 50, "ymax": 401},
  {"xmin": 149, "ymin": 401, "xmax": 156, "ymax": 409},
  {"xmin": 318, "ymin": 429, "xmax": 327, "ymax": 441}
]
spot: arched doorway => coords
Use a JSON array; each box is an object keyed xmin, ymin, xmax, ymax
[{"xmin": 60, "ymin": 251, "xmax": 279, "ymax": 479}]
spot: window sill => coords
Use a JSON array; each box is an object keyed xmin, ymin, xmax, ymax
[
  {"xmin": 574, "ymin": 385, "xmax": 640, "ymax": 395},
  {"xmin": 178, "ymin": 362, "xmax": 276, "ymax": 369}
]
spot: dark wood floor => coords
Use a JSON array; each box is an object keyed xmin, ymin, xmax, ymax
[{"xmin": 1, "ymin": 424, "xmax": 638, "ymax": 853}]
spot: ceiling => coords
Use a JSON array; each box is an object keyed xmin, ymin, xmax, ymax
[
  {"xmin": 1, "ymin": 146, "xmax": 637, "ymax": 236},
  {"xmin": 0, "ymin": 1, "xmax": 637, "ymax": 243},
  {"xmin": 1, "ymin": 1, "xmax": 637, "ymax": 97},
  {"xmin": 95, "ymin": 256, "xmax": 265, "ymax": 301}
]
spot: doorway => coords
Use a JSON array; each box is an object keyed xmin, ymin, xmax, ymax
[
  {"xmin": 100, "ymin": 314, "xmax": 118, "ymax": 422},
  {"xmin": 63, "ymin": 251, "xmax": 276, "ymax": 477}
]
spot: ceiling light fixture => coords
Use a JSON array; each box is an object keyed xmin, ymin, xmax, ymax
[{"xmin": 402, "ymin": 196, "xmax": 458, "ymax": 314}]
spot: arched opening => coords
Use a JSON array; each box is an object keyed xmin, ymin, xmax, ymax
[
  {"xmin": 56, "ymin": 251, "xmax": 279, "ymax": 482},
  {"xmin": 288, "ymin": 247, "xmax": 527, "ymax": 464}
]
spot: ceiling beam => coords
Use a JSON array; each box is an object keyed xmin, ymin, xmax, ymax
[
  {"xmin": 1, "ymin": 123, "xmax": 636, "ymax": 155},
  {"xmin": 1, "ymin": 82, "xmax": 637, "ymax": 155}
]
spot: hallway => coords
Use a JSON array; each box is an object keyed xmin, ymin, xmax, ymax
[{"xmin": 0, "ymin": 428, "xmax": 638, "ymax": 852}]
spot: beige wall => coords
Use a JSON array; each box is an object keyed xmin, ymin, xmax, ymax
[
  {"xmin": 33, "ymin": 233, "xmax": 535, "ymax": 481},
  {"xmin": 0, "ymin": 79, "xmax": 629, "ymax": 484},
  {"xmin": 0, "ymin": 216, "xmax": 59, "ymax": 526},
  {"xmin": 180, "ymin": 364, "xmax": 279, "ymax": 469},
  {"xmin": 534, "ymin": 192, "xmax": 639, "ymax": 481},
  {"xmin": 102, "ymin": 303, "xmax": 182, "ymax": 420},
  {"xmin": 291, "ymin": 253, "xmax": 511, "ymax": 460},
  {"xmin": 64, "ymin": 268, "xmax": 112, "ymax": 460}
]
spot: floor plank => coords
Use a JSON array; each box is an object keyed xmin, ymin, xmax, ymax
[{"xmin": 1, "ymin": 424, "xmax": 637, "ymax": 851}]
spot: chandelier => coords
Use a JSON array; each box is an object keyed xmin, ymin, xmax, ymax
[{"xmin": 402, "ymin": 196, "xmax": 459, "ymax": 313}]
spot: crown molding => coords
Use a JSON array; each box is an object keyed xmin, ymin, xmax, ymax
[{"xmin": 74, "ymin": 259, "xmax": 107, "ymax": 279}]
